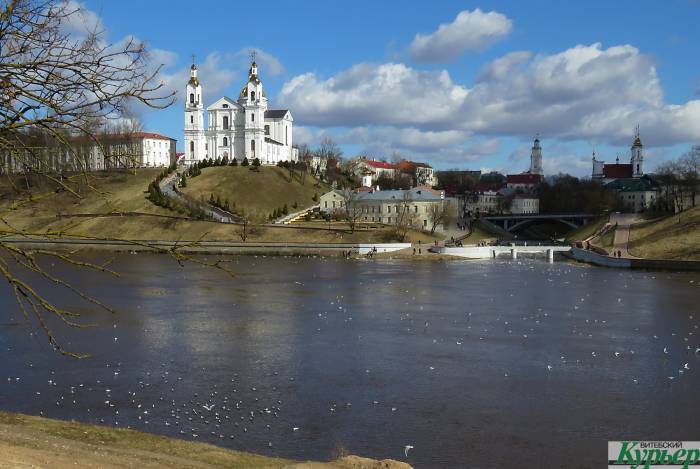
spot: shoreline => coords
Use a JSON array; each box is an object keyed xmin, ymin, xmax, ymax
[{"xmin": 0, "ymin": 411, "xmax": 411, "ymax": 468}]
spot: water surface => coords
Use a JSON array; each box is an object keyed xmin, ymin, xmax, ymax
[{"xmin": 1, "ymin": 254, "xmax": 699, "ymax": 468}]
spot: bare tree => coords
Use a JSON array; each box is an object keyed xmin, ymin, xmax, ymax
[
  {"xmin": 427, "ymin": 201, "xmax": 449, "ymax": 235},
  {"xmin": 393, "ymin": 191, "xmax": 418, "ymax": 242},
  {"xmin": 0, "ymin": 1, "xmax": 204, "ymax": 357},
  {"xmin": 344, "ymin": 190, "xmax": 363, "ymax": 233}
]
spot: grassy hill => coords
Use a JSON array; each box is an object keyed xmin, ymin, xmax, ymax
[
  {"xmin": 0, "ymin": 169, "xmax": 437, "ymax": 244},
  {"xmin": 181, "ymin": 166, "xmax": 329, "ymax": 219},
  {"xmin": 564, "ymin": 216, "xmax": 608, "ymax": 243},
  {"xmin": 0, "ymin": 411, "xmax": 408, "ymax": 469},
  {"xmin": 628, "ymin": 205, "xmax": 700, "ymax": 260}
]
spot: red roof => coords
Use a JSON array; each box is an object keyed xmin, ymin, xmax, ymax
[
  {"xmin": 603, "ymin": 164, "xmax": 633, "ymax": 179},
  {"xmin": 506, "ymin": 173, "xmax": 543, "ymax": 184},
  {"xmin": 366, "ymin": 160, "xmax": 394, "ymax": 170}
]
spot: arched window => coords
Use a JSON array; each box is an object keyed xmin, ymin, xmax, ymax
[
  {"xmin": 223, "ymin": 116, "xmax": 229, "ymax": 129},
  {"xmin": 251, "ymin": 113, "xmax": 255, "ymax": 122},
  {"xmin": 189, "ymin": 93, "xmax": 194, "ymax": 104},
  {"xmin": 223, "ymin": 137, "xmax": 228, "ymax": 146},
  {"xmin": 251, "ymin": 91, "xmax": 256, "ymax": 101},
  {"xmin": 189, "ymin": 141, "xmax": 194, "ymax": 153},
  {"xmin": 190, "ymin": 115, "xmax": 194, "ymax": 124},
  {"xmin": 251, "ymin": 139, "xmax": 255, "ymax": 156}
]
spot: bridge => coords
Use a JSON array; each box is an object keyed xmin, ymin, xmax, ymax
[{"xmin": 481, "ymin": 213, "xmax": 598, "ymax": 232}]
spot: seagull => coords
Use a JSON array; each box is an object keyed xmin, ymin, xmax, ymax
[
  {"xmin": 547, "ymin": 365, "xmax": 553, "ymax": 371},
  {"xmin": 684, "ymin": 363, "xmax": 690, "ymax": 370},
  {"xmin": 663, "ymin": 347, "xmax": 669, "ymax": 354},
  {"xmin": 614, "ymin": 352, "xmax": 621, "ymax": 357},
  {"xmin": 405, "ymin": 445, "xmax": 414, "ymax": 457},
  {"xmin": 202, "ymin": 404, "xmax": 215, "ymax": 412}
]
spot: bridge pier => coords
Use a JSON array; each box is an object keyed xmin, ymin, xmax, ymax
[
  {"xmin": 511, "ymin": 248, "xmax": 517, "ymax": 260},
  {"xmin": 547, "ymin": 249, "xmax": 554, "ymax": 263}
]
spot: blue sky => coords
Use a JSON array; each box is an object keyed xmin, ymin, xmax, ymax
[{"xmin": 81, "ymin": 0, "xmax": 700, "ymax": 175}]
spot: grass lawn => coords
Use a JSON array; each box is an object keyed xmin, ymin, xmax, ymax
[
  {"xmin": 462, "ymin": 223, "xmax": 498, "ymax": 244},
  {"xmin": 0, "ymin": 411, "xmax": 404, "ymax": 469},
  {"xmin": 628, "ymin": 205, "xmax": 700, "ymax": 260},
  {"xmin": 0, "ymin": 169, "xmax": 440, "ymax": 244},
  {"xmin": 591, "ymin": 228, "xmax": 615, "ymax": 254},
  {"xmin": 564, "ymin": 216, "xmax": 608, "ymax": 242},
  {"xmin": 182, "ymin": 166, "xmax": 329, "ymax": 219}
]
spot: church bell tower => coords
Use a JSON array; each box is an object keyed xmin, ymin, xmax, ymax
[
  {"xmin": 630, "ymin": 126, "xmax": 644, "ymax": 178},
  {"xmin": 529, "ymin": 137, "xmax": 544, "ymax": 175},
  {"xmin": 184, "ymin": 61, "xmax": 206, "ymax": 165},
  {"xmin": 238, "ymin": 52, "xmax": 268, "ymax": 162}
]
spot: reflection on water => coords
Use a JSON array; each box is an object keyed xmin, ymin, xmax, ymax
[{"xmin": 1, "ymin": 254, "xmax": 699, "ymax": 468}]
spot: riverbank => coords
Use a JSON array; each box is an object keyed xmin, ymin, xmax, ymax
[{"xmin": 0, "ymin": 412, "xmax": 411, "ymax": 469}]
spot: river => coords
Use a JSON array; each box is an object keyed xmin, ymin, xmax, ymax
[{"xmin": 1, "ymin": 254, "xmax": 699, "ymax": 468}]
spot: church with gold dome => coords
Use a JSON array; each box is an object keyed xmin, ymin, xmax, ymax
[{"xmin": 183, "ymin": 56, "xmax": 298, "ymax": 166}]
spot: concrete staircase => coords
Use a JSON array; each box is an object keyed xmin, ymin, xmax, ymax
[{"xmin": 275, "ymin": 204, "xmax": 320, "ymax": 224}]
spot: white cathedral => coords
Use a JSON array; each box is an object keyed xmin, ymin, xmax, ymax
[{"xmin": 183, "ymin": 58, "xmax": 298, "ymax": 166}]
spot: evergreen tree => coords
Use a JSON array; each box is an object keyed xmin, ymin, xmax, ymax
[
  {"xmin": 282, "ymin": 204, "xmax": 288, "ymax": 215},
  {"xmin": 231, "ymin": 158, "xmax": 238, "ymax": 167},
  {"xmin": 252, "ymin": 157, "xmax": 261, "ymax": 167},
  {"xmin": 179, "ymin": 174, "xmax": 187, "ymax": 188},
  {"xmin": 222, "ymin": 156, "xmax": 229, "ymax": 166},
  {"xmin": 242, "ymin": 157, "xmax": 249, "ymax": 167},
  {"xmin": 216, "ymin": 195, "xmax": 222, "ymax": 208},
  {"xmin": 209, "ymin": 193, "xmax": 215, "ymax": 205}
]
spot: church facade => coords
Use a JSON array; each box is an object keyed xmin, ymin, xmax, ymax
[
  {"xmin": 592, "ymin": 131, "xmax": 644, "ymax": 184},
  {"xmin": 183, "ymin": 59, "xmax": 298, "ymax": 166}
]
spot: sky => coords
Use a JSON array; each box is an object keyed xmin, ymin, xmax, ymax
[{"xmin": 79, "ymin": 0, "xmax": 700, "ymax": 176}]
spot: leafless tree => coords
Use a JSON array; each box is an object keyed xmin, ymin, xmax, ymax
[
  {"xmin": 427, "ymin": 201, "xmax": 450, "ymax": 235},
  {"xmin": 0, "ymin": 1, "xmax": 235, "ymax": 357},
  {"xmin": 393, "ymin": 191, "xmax": 418, "ymax": 242},
  {"xmin": 344, "ymin": 190, "xmax": 363, "ymax": 233}
]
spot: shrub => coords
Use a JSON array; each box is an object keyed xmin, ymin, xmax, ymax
[
  {"xmin": 231, "ymin": 158, "xmax": 238, "ymax": 167},
  {"xmin": 241, "ymin": 157, "xmax": 249, "ymax": 167}
]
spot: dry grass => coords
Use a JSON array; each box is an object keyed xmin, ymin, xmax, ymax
[
  {"xmin": 591, "ymin": 229, "xmax": 615, "ymax": 254},
  {"xmin": 564, "ymin": 216, "xmax": 608, "ymax": 242},
  {"xmin": 182, "ymin": 166, "xmax": 329, "ymax": 218},
  {"xmin": 0, "ymin": 411, "xmax": 410, "ymax": 469},
  {"xmin": 628, "ymin": 205, "xmax": 700, "ymax": 260},
  {"xmin": 0, "ymin": 170, "xmax": 440, "ymax": 244}
]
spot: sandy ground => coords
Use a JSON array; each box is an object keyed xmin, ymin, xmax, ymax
[{"xmin": 0, "ymin": 412, "xmax": 411, "ymax": 469}]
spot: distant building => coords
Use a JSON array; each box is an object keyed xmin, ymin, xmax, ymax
[
  {"xmin": 1, "ymin": 131, "xmax": 177, "ymax": 174},
  {"xmin": 592, "ymin": 130, "xmax": 645, "ymax": 183},
  {"xmin": 184, "ymin": 57, "xmax": 298, "ymax": 166},
  {"xmin": 506, "ymin": 137, "xmax": 545, "ymax": 190},
  {"xmin": 319, "ymin": 186, "xmax": 453, "ymax": 231},
  {"xmin": 510, "ymin": 193, "xmax": 540, "ymax": 214},
  {"xmin": 605, "ymin": 176, "xmax": 658, "ymax": 212}
]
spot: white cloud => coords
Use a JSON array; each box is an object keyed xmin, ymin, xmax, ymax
[
  {"xmin": 278, "ymin": 43, "xmax": 700, "ymax": 151},
  {"xmin": 409, "ymin": 9, "xmax": 513, "ymax": 63},
  {"xmin": 278, "ymin": 63, "xmax": 468, "ymax": 127},
  {"xmin": 57, "ymin": 1, "xmax": 104, "ymax": 36}
]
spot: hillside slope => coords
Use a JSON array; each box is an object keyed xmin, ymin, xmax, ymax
[
  {"xmin": 628, "ymin": 205, "xmax": 700, "ymax": 260},
  {"xmin": 182, "ymin": 166, "xmax": 329, "ymax": 219},
  {"xmin": 0, "ymin": 411, "xmax": 410, "ymax": 469}
]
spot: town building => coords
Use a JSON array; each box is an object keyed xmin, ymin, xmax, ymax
[
  {"xmin": 183, "ymin": 58, "xmax": 298, "ymax": 166},
  {"xmin": 592, "ymin": 130, "xmax": 645, "ymax": 183},
  {"xmin": 1, "ymin": 131, "xmax": 176, "ymax": 174},
  {"xmin": 319, "ymin": 186, "xmax": 454, "ymax": 231},
  {"xmin": 506, "ymin": 137, "xmax": 545, "ymax": 190},
  {"xmin": 605, "ymin": 176, "xmax": 659, "ymax": 212}
]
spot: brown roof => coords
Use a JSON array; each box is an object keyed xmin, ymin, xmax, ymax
[{"xmin": 603, "ymin": 164, "xmax": 633, "ymax": 179}]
